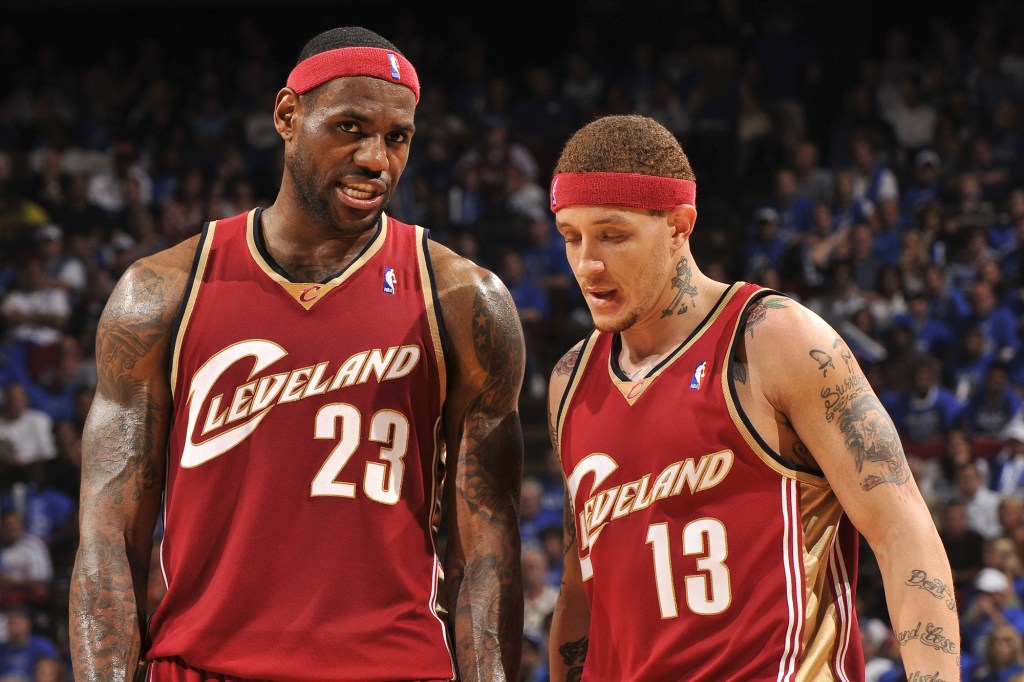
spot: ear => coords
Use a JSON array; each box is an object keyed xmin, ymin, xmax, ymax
[
  {"xmin": 274, "ymin": 88, "xmax": 300, "ymax": 140},
  {"xmin": 668, "ymin": 204, "xmax": 697, "ymax": 243}
]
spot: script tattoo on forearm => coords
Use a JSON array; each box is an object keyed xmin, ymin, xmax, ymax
[
  {"xmin": 897, "ymin": 622, "xmax": 958, "ymax": 654},
  {"xmin": 906, "ymin": 569, "xmax": 957, "ymax": 611},
  {"xmin": 907, "ymin": 673, "xmax": 947, "ymax": 682},
  {"xmin": 559, "ymin": 635, "xmax": 588, "ymax": 682},
  {"xmin": 744, "ymin": 297, "xmax": 787, "ymax": 337},
  {"xmin": 661, "ymin": 256, "xmax": 698, "ymax": 317}
]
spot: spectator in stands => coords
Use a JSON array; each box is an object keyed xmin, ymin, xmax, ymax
[
  {"xmin": 964, "ymin": 363, "xmax": 1023, "ymax": 442},
  {"xmin": 963, "ymin": 569, "xmax": 1024, "ymax": 663},
  {"xmin": 0, "ymin": 384, "xmax": 56, "ymax": 467},
  {"xmin": 850, "ymin": 134, "xmax": 899, "ymax": 205},
  {"xmin": 892, "ymin": 289, "xmax": 954, "ymax": 359},
  {"xmin": 519, "ymin": 477, "xmax": 560, "ymax": 549},
  {"xmin": 890, "ymin": 354, "xmax": 963, "ymax": 448},
  {"xmin": 0, "ymin": 510, "xmax": 52, "ymax": 609},
  {"xmin": 941, "ymin": 499, "xmax": 987, "ymax": 592},
  {"xmin": 0, "ymin": 608, "xmax": 58, "ymax": 680},
  {"xmin": 990, "ymin": 416, "xmax": 1024, "ymax": 495},
  {"xmin": 0, "ymin": 259, "xmax": 70, "ymax": 371},
  {"xmin": 791, "ymin": 140, "xmax": 833, "ymax": 206},
  {"xmin": 972, "ymin": 623, "xmax": 1024, "ymax": 682},
  {"xmin": 965, "ymin": 279, "xmax": 1021, "ymax": 364},
  {"xmin": 521, "ymin": 545, "xmax": 558, "ymax": 635},
  {"xmin": 956, "ymin": 461, "xmax": 1004, "ymax": 540}
]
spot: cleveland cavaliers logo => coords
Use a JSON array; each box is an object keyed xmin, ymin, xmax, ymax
[{"xmin": 300, "ymin": 285, "xmax": 323, "ymax": 303}]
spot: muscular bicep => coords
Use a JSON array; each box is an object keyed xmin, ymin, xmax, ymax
[
  {"xmin": 81, "ymin": 260, "xmax": 181, "ymax": 542},
  {"xmin": 755, "ymin": 305, "xmax": 923, "ymax": 539}
]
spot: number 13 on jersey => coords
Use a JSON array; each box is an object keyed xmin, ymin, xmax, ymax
[{"xmin": 645, "ymin": 518, "xmax": 731, "ymax": 618}]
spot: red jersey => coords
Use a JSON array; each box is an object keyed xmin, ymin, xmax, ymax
[
  {"xmin": 147, "ymin": 209, "xmax": 456, "ymax": 681},
  {"xmin": 554, "ymin": 283, "xmax": 865, "ymax": 682}
]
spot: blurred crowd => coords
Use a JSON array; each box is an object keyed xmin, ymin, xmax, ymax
[{"xmin": 0, "ymin": 1, "xmax": 1023, "ymax": 680}]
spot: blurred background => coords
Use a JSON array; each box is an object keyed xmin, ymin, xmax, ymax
[{"xmin": 0, "ymin": 0, "xmax": 1022, "ymax": 680}]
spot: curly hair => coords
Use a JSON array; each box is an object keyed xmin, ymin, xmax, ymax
[
  {"xmin": 553, "ymin": 115, "xmax": 696, "ymax": 181},
  {"xmin": 296, "ymin": 27, "xmax": 402, "ymax": 65}
]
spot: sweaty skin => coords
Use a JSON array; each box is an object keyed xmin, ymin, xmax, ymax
[{"xmin": 71, "ymin": 73, "xmax": 525, "ymax": 681}]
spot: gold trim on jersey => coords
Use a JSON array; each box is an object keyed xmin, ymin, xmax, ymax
[
  {"xmin": 170, "ymin": 220, "xmax": 218, "ymax": 400},
  {"xmin": 246, "ymin": 210, "xmax": 390, "ymax": 311},
  {"xmin": 721, "ymin": 291, "xmax": 829, "ymax": 489},
  {"xmin": 554, "ymin": 333, "xmax": 600, "ymax": 455},
  {"xmin": 416, "ymin": 226, "xmax": 447, "ymax": 408},
  {"xmin": 795, "ymin": 485, "xmax": 853, "ymax": 682},
  {"xmin": 608, "ymin": 282, "xmax": 745, "ymax": 406}
]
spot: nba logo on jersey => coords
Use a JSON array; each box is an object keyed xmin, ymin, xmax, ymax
[
  {"xmin": 383, "ymin": 267, "xmax": 397, "ymax": 295},
  {"xmin": 387, "ymin": 53, "xmax": 401, "ymax": 81},
  {"xmin": 689, "ymin": 360, "xmax": 707, "ymax": 390},
  {"xmin": 550, "ymin": 177, "xmax": 559, "ymax": 208}
]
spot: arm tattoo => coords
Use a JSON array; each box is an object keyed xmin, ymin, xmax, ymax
[
  {"xmin": 72, "ymin": 262, "xmax": 175, "ymax": 682},
  {"xmin": 452, "ymin": 280, "xmax": 524, "ymax": 681},
  {"xmin": 906, "ymin": 569, "xmax": 957, "ymax": 612},
  {"xmin": 809, "ymin": 349, "xmax": 835, "ymax": 376},
  {"xmin": 896, "ymin": 622, "xmax": 957, "ymax": 654},
  {"xmin": 559, "ymin": 635, "xmax": 588, "ymax": 682},
  {"xmin": 744, "ymin": 298, "xmax": 787, "ymax": 337},
  {"xmin": 562, "ymin": 490, "xmax": 577, "ymax": 560},
  {"xmin": 554, "ymin": 349, "xmax": 580, "ymax": 376},
  {"xmin": 835, "ymin": 392, "xmax": 909, "ymax": 491},
  {"xmin": 907, "ymin": 673, "xmax": 948, "ymax": 682},
  {"xmin": 661, "ymin": 256, "xmax": 698, "ymax": 317},
  {"xmin": 731, "ymin": 356, "xmax": 748, "ymax": 384}
]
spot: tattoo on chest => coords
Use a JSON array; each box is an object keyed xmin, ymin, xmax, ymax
[
  {"xmin": 744, "ymin": 298, "xmax": 787, "ymax": 337},
  {"xmin": 661, "ymin": 256, "xmax": 698, "ymax": 317}
]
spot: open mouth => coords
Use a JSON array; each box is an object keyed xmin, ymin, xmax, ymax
[{"xmin": 336, "ymin": 181, "xmax": 386, "ymax": 210}]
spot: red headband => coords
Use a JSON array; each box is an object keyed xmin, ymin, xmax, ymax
[
  {"xmin": 286, "ymin": 47, "xmax": 420, "ymax": 102},
  {"xmin": 549, "ymin": 172, "xmax": 697, "ymax": 212}
]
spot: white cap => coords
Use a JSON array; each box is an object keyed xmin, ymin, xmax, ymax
[{"xmin": 976, "ymin": 567, "xmax": 1010, "ymax": 593}]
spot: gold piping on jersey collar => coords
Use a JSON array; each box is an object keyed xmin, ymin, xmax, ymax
[
  {"xmin": 609, "ymin": 281, "xmax": 745, "ymax": 406},
  {"xmin": 246, "ymin": 209, "xmax": 391, "ymax": 311}
]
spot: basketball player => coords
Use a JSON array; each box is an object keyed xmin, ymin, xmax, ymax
[
  {"xmin": 70, "ymin": 27, "xmax": 525, "ymax": 681},
  {"xmin": 547, "ymin": 116, "xmax": 959, "ymax": 681}
]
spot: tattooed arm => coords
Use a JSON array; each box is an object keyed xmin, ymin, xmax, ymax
[
  {"xmin": 70, "ymin": 242, "xmax": 194, "ymax": 682},
  {"xmin": 741, "ymin": 296, "xmax": 960, "ymax": 681},
  {"xmin": 548, "ymin": 346, "xmax": 591, "ymax": 682},
  {"xmin": 432, "ymin": 244, "xmax": 525, "ymax": 682}
]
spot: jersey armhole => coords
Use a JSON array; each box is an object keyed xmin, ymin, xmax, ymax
[{"xmin": 728, "ymin": 289, "xmax": 825, "ymax": 479}]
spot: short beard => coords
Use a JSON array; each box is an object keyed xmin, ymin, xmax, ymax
[
  {"xmin": 285, "ymin": 148, "xmax": 385, "ymax": 233},
  {"xmin": 593, "ymin": 308, "xmax": 640, "ymax": 334},
  {"xmin": 287, "ymin": 148, "xmax": 334, "ymax": 226}
]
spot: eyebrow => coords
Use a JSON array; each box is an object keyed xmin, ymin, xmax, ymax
[
  {"xmin": 557, "ymin": 212, "xmax": 633, "ymax": 229},
  {"xmin": 330, "ymin": 108, "xmax": 415, "ymax": 134}
]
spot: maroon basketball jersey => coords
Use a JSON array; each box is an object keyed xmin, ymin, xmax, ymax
[
  {"xmin": 555, "ymin": 282, "xmax": 865, "ymax": 682},
  {"xmin": 147, "ymin": 209, "xmax": 456, "ymax": 681}
]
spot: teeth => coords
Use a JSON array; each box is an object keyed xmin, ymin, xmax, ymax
[{"xmin": 341, "ymin": 185, "xmax": 375, "ymax": 200}]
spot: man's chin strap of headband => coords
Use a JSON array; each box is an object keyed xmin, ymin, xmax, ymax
[
  {"xmin": 549, "ymin": 172, "xmax": 696, "ymax": 212},
  {"xmin": 286, "ymin": 47, "xmax": 420, "ymax": 102}
]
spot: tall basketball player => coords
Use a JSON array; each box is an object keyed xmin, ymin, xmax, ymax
[
  {"xmin": 547, "ymin": 116, "xmax": 959, "ymax": 681},
  {"xmin": 70, "ymin": 27, "xmax": 525, "ymax": 682}
]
